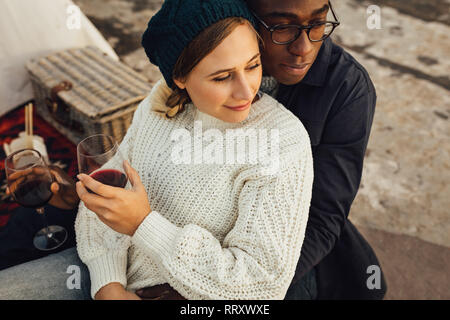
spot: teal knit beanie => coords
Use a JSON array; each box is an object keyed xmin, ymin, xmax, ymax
[{"xmin": 142, "ymin": 0, "xmax": 256, "ymax": 88}]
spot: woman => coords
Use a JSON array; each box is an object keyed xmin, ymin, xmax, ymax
[
  {"xmin": 75, "ymin": 0, "xmax": 313, "ymax": 300},
  {"xmin": 0, "ymin": 0, "xmax": 313, "ymax": 300}
]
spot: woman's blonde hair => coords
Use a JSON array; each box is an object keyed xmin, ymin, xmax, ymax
[{"xmin": 164, "ymin": 17, "xmax": 262, "ymax": 119}]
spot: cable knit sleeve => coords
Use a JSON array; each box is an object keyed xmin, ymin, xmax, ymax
[
  {"xmin": 75, "ymin": 94, "xmax": 150, "ymax": 299},
  {"xmin": 131, "ymin": 131, "xmax": 313, "ymax": 299}
]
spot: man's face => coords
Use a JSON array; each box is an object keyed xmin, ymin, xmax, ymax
[{"xmin": 249, "ymin": 0, "xmax": 330, "ymax": 85}]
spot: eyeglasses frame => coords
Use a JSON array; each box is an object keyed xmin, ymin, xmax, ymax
[{"xmin": 252, "ymin": 1, "xmax": 340, "ymax": 45}]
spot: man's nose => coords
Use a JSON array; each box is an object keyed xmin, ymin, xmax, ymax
[{"xmin": 288, "ymin": 30, "xmax": 314, "ymax": 57}]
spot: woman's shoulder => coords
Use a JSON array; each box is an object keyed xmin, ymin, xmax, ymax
[
  {"xmin": 250, "ymin": 92, "xmax": 311, "ymax": 149},
  {"xmin": 134, "ymin": 79, "xmax": 180, "ymax": 123}
]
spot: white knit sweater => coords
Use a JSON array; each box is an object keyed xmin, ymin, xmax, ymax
[{"xmin": 75, "ymin": 80, "xmax": 313, "ymax": 300}]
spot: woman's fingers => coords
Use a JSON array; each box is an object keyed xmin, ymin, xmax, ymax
[
  {"xmin": 76, "ymin": 181, "xmax": 108, "ymax": 213},
  {"xmin": 124, "ymin": 161, "xmax": 143, "ymax": 191},
  {"xmin": 76, "ymin": 181, "xmax": 94, "ymax": 203},
  {"xmin": 77, "ymin": 174, "xmax": 116, "ymax": 198}
]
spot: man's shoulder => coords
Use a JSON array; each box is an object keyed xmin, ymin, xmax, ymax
[
  {"xmin": 328, "ymin": 40, "xmax": 376, "ymax": 101},
  {"xmin": 254, "ymin": 93, "xmax": 310, "ymax": 148},
  {"xmin": 276, "ymin": 40, "xmax": 377, "ymax": 145}
]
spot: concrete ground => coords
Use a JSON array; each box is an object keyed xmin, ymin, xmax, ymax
[{"xmin": 73, "ymin": 0, "xmax": 450, "ymax": 299}]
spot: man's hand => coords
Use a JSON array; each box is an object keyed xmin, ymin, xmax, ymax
[
  {"xmin": 136, "ymin": 284, "xmax": 186, "ymax": 300},
  {"xmin": 6, "ymin": 165, "xmax": 79, "ymax": 210},
  {"xmin": 76, "ymin": 160, "xmax": 151, "ymax": 236},
  {"xmin": 47, "ymin": 165, "xmax": 80, "ymax": 210},
  {"xmin": 95, "ymin": 282, "xmax": 141, "ymax": 300}
]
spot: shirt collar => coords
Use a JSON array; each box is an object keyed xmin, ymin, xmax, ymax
[{"xmin": 299, "ymin": 37, "xmax": 332, "ymax": 87}]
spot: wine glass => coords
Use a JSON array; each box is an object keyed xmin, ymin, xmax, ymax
[
  {"xmin": 77, "ymin": 134, "xmax": 128, "ymax": 191},
  {"xmin": 5, "ymin": 149, "xmax": 68, "ymax": 251}
]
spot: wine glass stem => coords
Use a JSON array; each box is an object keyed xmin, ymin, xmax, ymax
[{"xmin": 36, "ymin": 207, "xmax": 52, "ymax": 238}]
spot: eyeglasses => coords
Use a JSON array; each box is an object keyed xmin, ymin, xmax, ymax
[{"xmin": 253, "ymin": 1, "xmax": 340, "ymax": 45}]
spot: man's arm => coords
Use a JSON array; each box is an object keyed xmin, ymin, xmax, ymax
[{"xmin": 293, "ymin": 91, "xmax": 376, "ymax": 282}]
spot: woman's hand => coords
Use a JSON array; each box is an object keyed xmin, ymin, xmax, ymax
[
  {"xmin": 95, "ymin": 282, "xmax": 141, "ymax": 300},
  {"xmin": 76, "ymin": 160, "xmax": 151, "ymax": 236}
]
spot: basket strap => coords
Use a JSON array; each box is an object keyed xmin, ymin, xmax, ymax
[{"xmin": 46, "ymin": 81, "xmax": 73, "ymax": 113}]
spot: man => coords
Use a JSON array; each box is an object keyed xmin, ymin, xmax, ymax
[
  {"xmin": 0, "ymin": 0, "xmax": 386, "ymax": 300},
  {"xmin": 137, "ymin": 0, "xmax": 387, "ymax": 300},
  {"xmin": 247, "ymin": 0, "xmax": 387, "ymax": 299}
]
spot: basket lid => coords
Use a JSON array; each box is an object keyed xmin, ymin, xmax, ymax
[{"xmin": 26, "ymin": 46, "xmax": 152, "ymax": 118}]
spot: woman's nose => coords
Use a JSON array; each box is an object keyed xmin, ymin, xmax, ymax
[{"xmin": 232, "ymin": 73, "xmax": 254, "ymax": 102}]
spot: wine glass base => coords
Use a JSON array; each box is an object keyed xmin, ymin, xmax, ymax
[{"xmin": 33, "ymin": 225, "xmax": 68, "ymax": 251}]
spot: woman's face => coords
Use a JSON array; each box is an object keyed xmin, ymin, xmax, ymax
[{"xmin": 174, "ymin": 24, "xmax": 262, "ymax": 123}]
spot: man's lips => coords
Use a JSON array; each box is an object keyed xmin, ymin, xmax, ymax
[{"xmin": 280, "ymin": 63, "xmax": 310, "ymax": 76}]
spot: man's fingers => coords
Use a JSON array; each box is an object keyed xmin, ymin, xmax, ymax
[
  {"xmin": 7, "ymin": 176, "xmax": 26, "ymax": 194},
  {"xmin": 32, "ymin": 166, "xmax": 50, "ymax": 177},
  {"xmin": 77, "ymin": 174, "xmax": 116, "ymax": 198},
  {"xmin": 7, "ymin": 168, "xmax": 32, "ymax": 180},
  {"xmin": 50, "ymin": 182, "xmax": 60, "ymax": 194},
  {"xmin": 50, "ymin": 169, "xmax": 63, "ymax": 183}
]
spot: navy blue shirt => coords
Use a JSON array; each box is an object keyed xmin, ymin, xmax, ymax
[{"xmin": 276, "ymin": 38, "xmax": 386, "ymax": 299}]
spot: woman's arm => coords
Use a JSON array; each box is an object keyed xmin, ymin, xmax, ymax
[
  {"xmin": 75, "ymin": 94, "xmax": 150, "ymax": 299},
  {"xmin": 131, "ymin": 138, "xmax": 313, "ymax": 299}
]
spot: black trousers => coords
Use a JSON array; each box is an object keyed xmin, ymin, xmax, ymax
[
  {"xmin": 0, "ymin": 205, "xmax": 77, "ymax": 271},
  {"xmin": 284, "ymin": 267, "xmax": 317, "ymax": 300}
]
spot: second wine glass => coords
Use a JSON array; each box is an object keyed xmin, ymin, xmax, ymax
[{"xmin": 5, "ymin": 149, "xmax": 68, "ymax": 251}]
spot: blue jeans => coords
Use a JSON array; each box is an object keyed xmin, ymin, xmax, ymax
[
  {"xmin": 0, "ymin": 246, "xmax": 317, "ymax": 300},
  {"xmin": 0, "ymin": 247, "xmax": 91, "ymax": 300}
]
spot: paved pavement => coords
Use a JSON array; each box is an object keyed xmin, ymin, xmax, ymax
[{"xmin": 73, "ymin": 0, "xmax": 450, "ymax": 299}]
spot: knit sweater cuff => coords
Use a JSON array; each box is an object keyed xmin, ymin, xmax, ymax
[
  {"xmin": 85, "ymin": 251, "xmax": 128, "ymax": 299},
  {"xmin": 131, "ymin": 211, "xmax": 180, "ymax": 263}
]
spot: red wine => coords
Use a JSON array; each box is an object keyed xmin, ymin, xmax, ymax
[
  {"xmin": 13, "ymin": 179, "xmax": 53, "ymax": 208},
  {"xmin": 90, "ymin": 169, "xmax": 127, "ymax": 188}
]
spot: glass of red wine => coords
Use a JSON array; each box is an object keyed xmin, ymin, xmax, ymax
[
  {"xmin": 5, "ymin": 149, "xmax": 68, "ymax": 251},
  {"xmin": 77, "ymin": 134, "xmax": 128, "ymax": 192}
]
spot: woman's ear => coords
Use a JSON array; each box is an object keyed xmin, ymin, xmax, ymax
[{"xmin": 173, "ymin": 78, "xmax": 186, "ymax": 90}]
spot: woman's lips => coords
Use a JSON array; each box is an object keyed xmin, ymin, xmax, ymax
[
  {"xmin": 224, "ymin": 101, "xmax": 251, "ymax": 111},
  {"xmin": 280, "ymin": 63, "xmax": 310, "ymax": 76}
]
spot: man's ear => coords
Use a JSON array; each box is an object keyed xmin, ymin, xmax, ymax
[{"xmin": 173, "ymin": 78, "xmax": 186, "ymax": 90}]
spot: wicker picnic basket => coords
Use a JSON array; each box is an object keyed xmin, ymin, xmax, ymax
[{"xmin": 26, "ymin": 46, "xmax": 152, "ymax": 145}]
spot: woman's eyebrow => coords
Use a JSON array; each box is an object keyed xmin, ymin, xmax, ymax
[{"xmin": 207, "ymin": 53, "xmax": 261, "ymax": 77}]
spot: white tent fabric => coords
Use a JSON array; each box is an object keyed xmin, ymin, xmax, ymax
[{"xmin": 0, "ymin": 0, "xmax": 119, "ymax": 117}]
